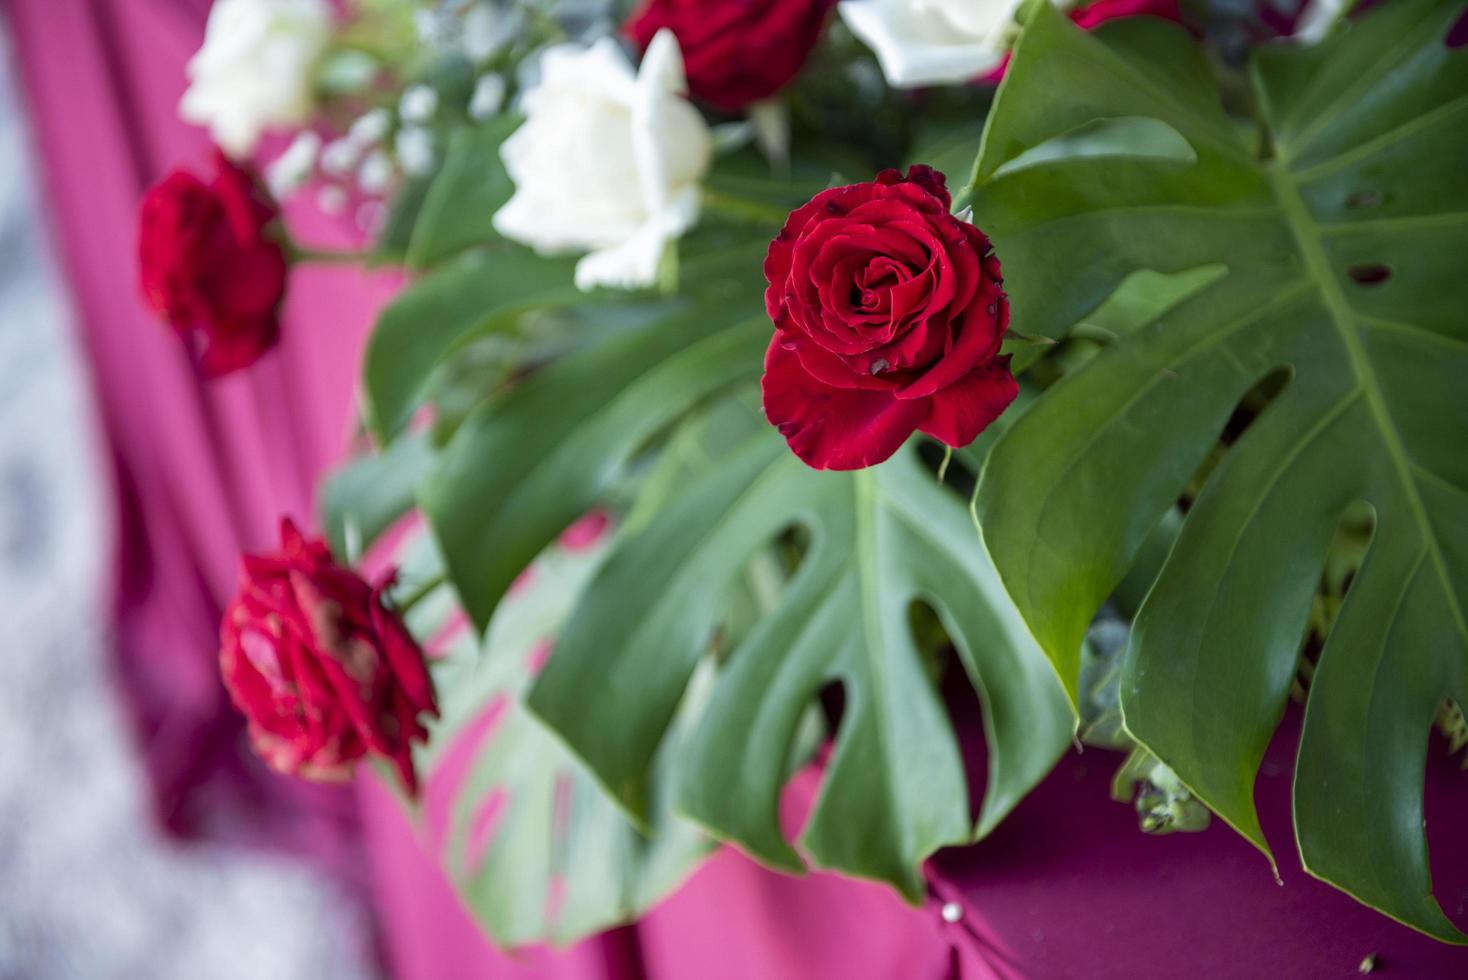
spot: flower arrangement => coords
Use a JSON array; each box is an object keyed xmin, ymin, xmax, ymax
[{"xmin": 138, "ymin": 0, "xmax": 1468, "ymax": 949}]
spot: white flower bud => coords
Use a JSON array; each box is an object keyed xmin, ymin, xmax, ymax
[
  {"xmin": 348, "ymin": 108, "xmax": 392, "ymax": 145},
  {"xmin": 358, "ymin": 150, "xmax": 395, "ymax": 195},
  {"xmin": 395, "ymin": 127, "xmax": 436, "ymax": 177},
  {"xmin": 265, "ymin": 130, "xmax": 322, "ymax": 198},
  {"xmin": 320, "ymin": 137, "xmax": 361, "ymax": 176},
  {"xmin": 399, "ymin": 85, "xmax": 440, "ymax": 124},
  {"xmin": 468, "ymin": 74, "xmax": 507, "ymax": 120}
]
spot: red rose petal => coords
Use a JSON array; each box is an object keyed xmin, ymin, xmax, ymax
[
  {"xmin": 918, "ymin": 358, "xmax": 1019, "ymax": 449},
  {"xmin": 762, "ymin": 339, "xmax": 926, "ymax": 470}
]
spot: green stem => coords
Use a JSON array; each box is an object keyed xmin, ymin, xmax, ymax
[
  {"xmin": 700, "ymin": 188, "xmax": 791, "ymax": 227},
  {"xmin": 290, "ymin": 245, "xmax": 372, "ymax": 266},
  {"xmin": 394, "ymin": 573, "xmax": 446, "ymax": 613}
]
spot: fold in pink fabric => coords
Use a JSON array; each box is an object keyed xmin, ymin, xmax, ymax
[{"xmin": 9, "ymin": 1, "xmax": 1468, "ymax": 977}]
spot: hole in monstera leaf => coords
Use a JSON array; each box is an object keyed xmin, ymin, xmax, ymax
[
  {"xmin": 1181, "ymin": 366, "xmax": 1294, "ymax": 508},
  {"xmin": 1422, "ymin": 723, "xmax": 1468, "ymax": 933},
  {"xmin": 1447, "ymin": 7, "xmax": 1468, "ymax": 46},
  {"xmin": 1293, "ymin": 499, "xmax": 1376, "ymax": 702},
  {"xmin": 1219, "ymin": 367, "xmax": 1292, "ymax": 448},
  {"xmin": 710, "ymin": 523, "xmax": 812, "ymax": 665},
  {"xmin": 1025, "ymin": 265, "xmax": 1230, "ymax": 381},
  {"xmin": 1344, "ymin": 189, "xmax": 1383, "ymax": 211},
  {"xmin": 908, "ymin": 599, "xmax": 952, "ymax": 686},
  {"xmin": 1347, "ymin": 264, "xmax": 1393, "ymax": 286},
  {"xmin": 992, "ymin": 116, "xmax": 1197, "ymax": 179}
]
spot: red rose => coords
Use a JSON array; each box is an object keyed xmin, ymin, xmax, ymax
[
  {"xmin": 762, "ymin": 166, "xmax": 1016, "ymax": 471},
  {"xmin": 626, "ymin": 0, "xmax": 834, "ymax": 111},
  {"xmin": 219, "ymin": 519, "xmax": 438, "ymax": 795},
  {"xmin": 138, "ymin": 149, "xmax": 288, "ymax": 377}
]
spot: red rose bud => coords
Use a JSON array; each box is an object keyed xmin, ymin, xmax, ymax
[
  {"xmin": 138, "ymin": 149, "xmax": 288, "ymax": 377},
  {"xmin": 626, "ymin": 0, "xmax": 834, "ymax": 111},
  {"xmin": 219, "ymin": 519, "xmax": 438, "ymax": 795},
  {"xmin": 762, "ymin": 165, "xmax": 1017, "ymax": 471}
]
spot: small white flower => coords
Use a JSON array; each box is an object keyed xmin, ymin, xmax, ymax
[
  {"xmin": 493, "ymin": 30, "xmax": 712, "ymax": 291},
  {"xmin": 265, "ymin": 130, "xmax": 321, "ymax": 198},
  {"xmin": 413, "ymin": 9, "xmax": 449, "ymax": 44},
  {"xmin": 317, "ymin": 184, "xmax": 348, "ymax": 215},
  {"xmin": 463, "ymin": 3, "xmax": 519, "ymax": 63},
  {"xmin": 179, "ymin": 0, "xmax": 332, "ymax": 157},
  {"xmin": 358, "ymin": 150, "xmax": 395, "ymax": 195},
  {"xmin": 839, "ymin": 0, "xmax": 1025, "ymax": 88},
  {"xmin": 348, "ymin": 108, "xmax": 392, "ymax": 145},
  {"xmin": 399, "ymin": 85, "xmax": 440, "ymax": 124},
  {"xmin": 319, "ymin": 137, "xmax": 361, "ymax": 176},
  {"xmin": 395, "ymin": 127, "xmax": 436, "ymax": 177},
  {"xmin": 468, "ymin": 74, "xmax": 508, "ymax": 120}
]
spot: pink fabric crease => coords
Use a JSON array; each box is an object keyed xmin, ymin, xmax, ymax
[{"xmin": 8, "ymin": 0, "xmax": 1468, "ymax": 977}]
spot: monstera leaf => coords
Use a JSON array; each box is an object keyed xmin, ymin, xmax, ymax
[
  {"xmin": 421, "ymin": 232, "xmax": 773, "ymax": 630},
  {"xmin": 528, "ymin": 426, "xmax": 1073, "ymax": 901},
  {"xmin": 388, "ymin": 529, "xmax": 709, "ymax": 948},
  {"xmin": 973, "ymin": 1, "xmax": 1468, "ymax": 938}
]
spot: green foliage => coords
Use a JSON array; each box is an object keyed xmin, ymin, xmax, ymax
[
  {"xmin": 405, "ymin": 115, "xmax": 520, "ymax": 270},
  {"xmin": 973, "ymin": 0, "xmax": 1468, "ymax": 939},
  {"xmin": 363, "ymin": 246, "xmax": 584, "ymax": 440},
  {"xmin": 529, "ymin": 426, "xmax": 1072, "ymax": 901},
  {"xmin": 396, "ymin": 531, "xmax": 709, "ymax": 948},
  {"xmin": 420, "ymin": 263, "xmax": 770, "ymax": 629}
]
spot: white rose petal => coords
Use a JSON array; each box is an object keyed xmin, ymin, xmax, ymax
[
  {"xmin": 468, "ymin": 74, "xmax": 507, "ymax": 120},
  {"xmin": 265, "ymin": 130, "xmax": 321, "ymax": 198},
  {"xmin": 839, "ymin": 0, "xmax": 1025, "ymax": 88},
  {"xmin": 492, "ymin": 30, "xmax": 711, "ymax": 292},
  {"xmin": 399, "ymin": 85, "xmax": 440, "ymax": 124},
  {"xmin": 179, "ymin": 0, "xmax": 332, "ymax": 157}
]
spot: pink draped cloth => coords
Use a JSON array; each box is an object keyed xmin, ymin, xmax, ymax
[{"xmin": 9, "ymin": 0, "xmax": 1468, "ymax": 976}]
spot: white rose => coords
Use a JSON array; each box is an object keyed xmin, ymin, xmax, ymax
[
  {"xmin": 839, "ymin": 0, "xmax": 1028, "ymax": 88},
  {"xmin": 179, "ymin": 0, "xmax": 332, "ymax": 157},
  {"xmin": 492, "ymin": 30, "xmax": 712, "ymax": 292}
]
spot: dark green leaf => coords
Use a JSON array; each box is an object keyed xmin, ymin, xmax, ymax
[
  {"xmin": 317, "ymin": 431, "xmax": 434, "ymax": 559},
  {"xmin": 421, "ymin": 250, "xmax": 770, "ymax": 629},
  {"xmin": 973, "ymin": 0, "xmax": 1468, "ymax": 939},
  {"xmin": 399, "ymin": 530, "xmax": 708, "ymax": 948},
  {"xmin": 363, "ymin": 246, "xmax": 582, "ymax": 440},
  {"xmin": 405, "ymin": 116, "xmax": 520, "ymax": 270},
  {"xmin": 529, "ymin": 432, "xmax": 1073, "ymax": 902}
]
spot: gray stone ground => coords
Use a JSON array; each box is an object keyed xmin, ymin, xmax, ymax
[{"xmin": 0, "ymin": 27, "xmax": 375, "ymax": 980}]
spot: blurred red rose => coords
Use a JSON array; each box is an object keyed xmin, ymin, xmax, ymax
[
  {"xmin": 219, "ymin": 518, "xmax": 437, "ymax": 795},
  {"xmin": 761, "ymin": 165, "xmax": 1016, "ymax": 471},
  {"xmin": 138, "ymin": 149, "xmax": 288, "ymax": 377},
  {"xmin": 626, "ymin": 0, "xmax": 834, "ymax": 111}
]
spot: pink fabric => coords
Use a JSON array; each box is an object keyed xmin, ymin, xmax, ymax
[{"xmin": 9, "ymin": 1, "xmax": 1468, "ymax": 977}]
